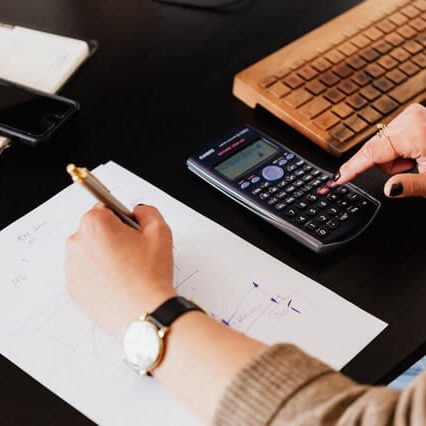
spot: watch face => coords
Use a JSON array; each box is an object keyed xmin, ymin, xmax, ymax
[{"xmin": 123, "ymin": 320, "xmax": 161, "ymax": 371}]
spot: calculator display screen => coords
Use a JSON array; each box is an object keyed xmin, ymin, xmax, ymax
[{"xmin": 215, "ymin": 139, "xmax": 278, "ymax": 180}]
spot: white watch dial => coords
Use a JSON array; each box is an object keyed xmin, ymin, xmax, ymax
[{"xmin": 123, "ymin": 320, "xmax": 161, "ymax": 371}]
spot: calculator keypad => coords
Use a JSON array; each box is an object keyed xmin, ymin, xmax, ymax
[{"xmin": 239, "ymin": 152, "xmax": 377, "ymax": 244}]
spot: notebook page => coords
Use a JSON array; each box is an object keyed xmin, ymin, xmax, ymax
[{"xmin": 0, "ymin": 161, "xmax": 387, "ymax": 425}]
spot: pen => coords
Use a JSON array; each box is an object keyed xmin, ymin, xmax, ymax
[{"xmin": 66, "ymin": 164, "xmax": 140, "ymax": 230}]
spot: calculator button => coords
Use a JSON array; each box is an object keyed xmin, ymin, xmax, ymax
[
  {"xmin": 327, "ymin": 193, "xmax": 339, "ymax": 202},
  {"xmin": 286, "ymin": 164, "xmax": 297, "ymax": 172},
  {"xmin": 317, "ymin": 186, "xmax": 330, "ymax": 195},
  {"xmin": 326, "ymin": 180, "xmax": 338, "ymax": 189},
  {"xmin": 348, "ymin": 206, "xmax": 360, "ymax": 214},
  {"xmin": 296, "ymin": 214, "xmax": 308, "ymax": 224},
  {"xmin": 296, "ymin": 160, "xmax": 305, "ymax": 167},
  {"xmin": 259, "ymin": 192, "xmax": 270, "ymax": 200},
  {"xmin": 268, "ymin": 197, "xmax": 278, "ymax": 205},
  {"xmin": 296, "ymin": 201, "xmax": 308, "ymax": 209},
  {"xmin": 304, "ymin": 221, "xmax": 317, "ymax": 231},
  {"xmin": 268, "ymin": 186, "xmax": 279, "ymax": 193},
  {"xmin": 285, "ymin": 196, "xmax": 296, "ymax": 204},
  {"xmin": 301, "ymin": 185, "xmax": 313, "ymax": 193},
  {"xmin": 262, "ymin": 165, "xmax": 284, "ymax": 182},
  {"xmin": 320, "ymin": 174, "xmax": 329, "ymax": 182},
  {"xmin": 275, "ymin": 202, "xmax": 286, "ymax": 210},
  {"xmin": 338, "ymin": 200, "xmax": 349, "ymax": 208},
  {"xmin": 286, "ymin": 185, "xmax": 296, "ymax": 193},
  {"xmin": 317, "ymin": 200, "xmax": 329, "ymax": 209},
  {"xmin": 260, "ymin": 182, "xmax": 271, "ymax": 188},
  {"xmin": 240, "ymin": 182, "xmax": 250, "ymax": 190},
  {"xmin": 347, "ymin": 192, "xmax": 359, "ymax": 201},
  {"xmin": 316, "ymin": 228, "xmax": 329, "ymax": 238},
  {"xmin": 277, "ymin": 190, "xmax": 287, "ymax": 199},
  {"xmin": 286, "ymin": 174, "xmax": 296, "ymax": 182},
  {"xmin": 293, "ymin": 190, "xmax": 304, "ymax": 198},
  {"xmin": 278, "ymin": 180, "xmax": 287, "ymax": 188},
  {"xmin": 294, "ymin": 180, "xmax": 304, "ymax": 187},
  {"xmin": 327, "ymin": 207, "xmax": 339, "ymax": 215},
  {"xmin": 278, "ymin": 159, "xmax": 288, "ymax": 167},
  {"xmin": 311, "ymin": 169, "xmax": 321, "ymax": 176},
  {"xmin": 303, "ymin": 174, "xmax": 313, "ymax": 182},
  {"xmin": 307, "ymin": 207, "xmax": 318, "ymax": 216},
  {"xmin": 326, "ymin": 220, "xmax": 339, "ymax": 230},
  {"xmin": 286, "ymin": 153, "xmax": 295, "ymax": 160},
  {"xmin": 285, "ymin": 208, "xmax": 297, "ymax": 217},
  {"xmin": 306, "ymin": 194, "xmax": 318, "ymax": 203},
  {"xmin": 360, "ymin": 200, "xmax": 368, "ymax": 207},
  {"xmin": 336, "ymin": 186, "xmax": 349, "ymax": 195},
  {"xmin": 251, "ymin": 187, "xmax": 262, "ymax": 195},
  {"xmin": 311, "ymin": 179, "xmax": 322, "ymax": 187},
  {"xmin": 317, "ymin": 214, "xmax": 329, "ymax": 223},
  {"xmin": 295, "ymin": 169, "xmax": 305, "ymax": 177},
  {"xmin": 251, "ymin": 176, "xmax": 260, "ymax": 184},
  {"xmin": 303, "ymin": 164, "xmax": 312, "ymax": 171},
  {"xmin": 339, "ymin": 212, "xmax": 349, "ymax": 222}
]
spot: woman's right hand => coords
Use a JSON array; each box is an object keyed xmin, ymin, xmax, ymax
[{"xmin": 334, "ymin": 103, "xmax": 426, "ymax": 198}]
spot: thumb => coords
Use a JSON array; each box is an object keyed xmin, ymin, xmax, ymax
[{"xmin": 384, "ymin": 173, "xmax": 426, "ymax": 198}]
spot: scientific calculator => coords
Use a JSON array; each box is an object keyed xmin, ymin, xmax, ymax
[{"xmin": 187, "ymin": 125, "xmax": 380, "ymax": 254}]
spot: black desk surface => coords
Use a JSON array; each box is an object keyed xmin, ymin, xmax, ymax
[{"xmin": 0, "ymin": 0, "xmax": 425, "ymax": 424}]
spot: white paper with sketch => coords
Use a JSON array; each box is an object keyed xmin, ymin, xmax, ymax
[
  {"xmin": 0, "ymin": 161, "xmax": 387, "ymax": 425},
  {"xmin": 0, "ymin": 22, "xmax": 91, "ymax": 149}
]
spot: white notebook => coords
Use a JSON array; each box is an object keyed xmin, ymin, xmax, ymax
[
  {"xmin": 0, "ymin": 161, "xmax": 387, "ymax": 425},
  {"xmin": 0, "ymin": 22, "xmax": 94, "ymax": 149}
]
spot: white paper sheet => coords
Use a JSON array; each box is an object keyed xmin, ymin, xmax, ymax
[{"xmin": 0, "ymin": 161, "xmax": 387, "ymax": 425}]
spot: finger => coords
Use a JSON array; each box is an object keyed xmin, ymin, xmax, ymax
[
  {"xmin": 378, "ymin": 158, "xmax": 417, "ymax": 175},
  {"xmin": 80, "ymin": 204, "xmax": 122, "ymax": 234},
  {"xmin": 133, "ymin": 204, "xmax": 167, "ymax": 231},
  {"xmin": 384, "ymin": 173, "xmax": 426, "ymax": 198}
]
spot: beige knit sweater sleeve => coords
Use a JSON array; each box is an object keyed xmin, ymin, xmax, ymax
[{"xmin": 214, "ymin": 344, "xmax": 426, "ymax": 426}]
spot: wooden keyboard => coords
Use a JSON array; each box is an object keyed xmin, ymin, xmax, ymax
[{"xmin": 233, "ymin": 0, "xmax": 426, "ymax": 156}]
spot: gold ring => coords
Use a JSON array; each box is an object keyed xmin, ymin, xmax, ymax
[{"xmin": 376, "ymin": 122, "xmax": 397, "ymax": 156}]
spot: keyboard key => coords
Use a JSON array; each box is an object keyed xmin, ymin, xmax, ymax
[
  {"xmin": 259, "ymin": 192, "xmax": 270, "ymax": 200},
  {"xmin": 325, "ymin": 49, "xmax": 345, "ymax": 64},
  {"xmin": 260, "ymin": 75, "xmax": 277, "ymax": 88},
  {"xmin": 293, "ymin": 190, "xmax": 304, "ymax": 198},
  {"xmin": 385, "ymin": 32, "xmax": 405, "ymax": 47},
  {"xmin": 303, "ymin": 174, "xmax": 313, "ymax": 182},
  {"xmin": 284, "ymin": 88, "xmax": 313, "ymax": 108},
  {"xmin": 377, "ymin": 19, "xmax": 396, "ymax": 34},
  {"xmin": 317, "ymin": 186, "xmax": 330, "ymax": 195},
  {"xmin": 365, "ymin": 63, "xmax": 386, "ymax": 78},
  {"xmin": 285, "ymin": 196, "xmax": 296, "ymax": 204},
  {"xmin": 275, "ymin": 202, "xmax": 286, "ymax": 210},
  {"xmin": 307, "ymin": 207, "xmax": 318, "ymax": 216},
  {"xmin": 346, "ymin": 55, "xmax": 367, "ymax": 70},
  {"xmin": 268, "ymin": 186, "xmax": 279, "ymax": 193},
  {"xmin": 313, "ymin": 110, "xmax": 340, "ymax": 130},
  {"xmin": 360, "ymin": 48, "xmax": 380, "ymax": 62},
  {"xmin": 409, "ymin": 17, "xmax": 426, "ymax": 32},
  {"xmin": 327, "ymin": 207, "xmax": 339, "ymax": 215},
  {"xmin": 317, "ymin": 200, "xmax": 329, "ymax": 209},
  {"xmin": 283, "ymin": 73, "xmax": 305, "ymax": 89},
  {"xmin": 251, "ymin": 187, "xmax": 262, "ymax": 195},
  {"xmin": 324, "ymin": 88, "xmax": 345, "ymax": 104},
  {"xmin": 275, "ymin": 67, "xmax": 292, "ymax": 78},
  {"xmin": 346, "ymin": 94, "xmax": 368, "ymax": 110},
  {"xmin": 306, "ymin": 194, "xmax": 318, "ymax": 202},
  {"xmin": 311, "ymin": 57, "xmax": 333, "ymax": 72},
  {"xmin": 386, "ymin": 69, "xmax": 408, "ymax": 84},
  {"xmin": 373, "ymin": 41, "xmax": 393, "ymax": 54},
  {"xmin": 348, "ymin": 206, "xmax": 360, "ymax": 214},
  {"xmin": 338, "ymin": 79, "xmax": 358, "ymax": 95},
  {"xmin": 317, "ymin": 214, "xmax": 329, "ymax": 223},
  {"xmin": 359, "ymin": 105, "xmax": 383, "ymax": 124},
  {"xmin": 352, "ymin": 34, "xmax": 371, "ymax": 48},
  {"xmin": 401, "ymin": 4, "xmax": 420, "ymax": 18},
  {"xmin": 372, "ymin": 77, "xmax": 395, "ymax": 93},
  {"xmin": 330, "ymin": 123, "xmax": 355, "ymax": 142},
  {"xmin": 346, "ymin": 192, "xmax": 359, "ymax": 201},
  {"xmin": 311, "ymin": 169, "xmax": 321, "ymax": 176},
  {"xmin": 268, "ymin": 197, "xmax": 278, "ymax": 205},
  {"xmin": 327, "ymin": 193, "xmax": 339, "ymax": 202},
  {"xmin": 305, "ymin": 79, "xmax": 327, "ymax": 95},
  {"xmin": 333, "ymin": 63, "xmax": 353, "ymax": 79},
  {"xmin": 399, "ymin": 61, "xmax": 420, "ymax": 76},
  {"xmin": 364, "ymin": 26, "xmax": 384, "ymax": 41},
  {"xmin": 351, "ymin": 71, "xmax": 372, "ymax": 86},
  {"xmin": 389, "ymin": 12, "xmax": 409, "ymax": 26},
  {"xmin": 339, "ymin": 212, "xmax": 350, "ymax": 222},
  {"xmin": 338, "ymin": 42, "xmax": 358, "ymax": 56},
  {"xmin": 372, "ymin": 95, "xmax": 399, "ymax": 114},
  {"xmin": 299, "ymin": 97, "xmax": 332, "ymax": 119},
  {"xmin": 344, "ymin": 114, "xmax": 368, "ymax": 132},
  {"xmin": 332, "ymin": 102, "xmax": 354, "ymax": 118},
  {"xmin": 286, "ymin": 185, "xmax": 296, "ymax": 193},
  {"xmin": 360, "ymin": 85, "xmax": 381, "ymax": 101},
  {"xmin": 297, "ymin": 65, "xmax": 319, "ymax": 81},
  {"xmin": 390, "ymin": 47, "xmax": 411, "ymax": 62},
  {"xmin": 397, "ymin": 25, "xmax": 417, "ymax": 40},
  {"xmin": 278, "ymin": 180, "xmax": 287, "ymax": 188},
  {"xmin": 301, "ymin": 184, "xmax": 313, "ymax": 193},
  {"xmin": 319, "ymin": 71, "xmax": 340, "ymax": 87},
  {"xmin": 296, "ymin": 201, "xmax": 308, "ymax": 209},
  {"xmin": 377, "ymin": 55, "xmax": 399, "ymax": 70},
  {"xmin": 303, "ymin": 164, "xmax": 312, "ymax": 171},
  {"xmin": 412, "ymin": 52, "xmax": 426, "ymax": 68},
  {"xmin": 260, "ymin": 182, "xmax": 271, "ymax": 188},
  {"xmin": 295, "ymin": 169, "xmax": 305, "ymax": 176},
  {"xmin": 311, "ymin": 179, "xmax": 322, "ymax": 187},
  {"xmin": 268, "ymin": 81, "xmax": 292, "ymax": 98},
  {"xmin": 294, "ymin": 179, "xmax": 304, "ymax": 187},
  {"xmin": 402, "ymin": 40, "xmax": 423, "ymax": 55},
  {"xmin": 286, "ymin": 174, "xmax": 296, "ymax": 182},
  {"xmin": 277, "ymin": 190, "xmax": 287, "ymax": 199}
]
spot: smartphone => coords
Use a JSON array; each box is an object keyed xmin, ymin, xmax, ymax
[{"xmin": 0, "ymin": 79, "xmax": 79, "ymax": 146}]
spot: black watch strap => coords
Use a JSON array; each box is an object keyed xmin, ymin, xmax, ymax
[{"xmin": 148, "ymin": 296, "xmax": 204, "ymax": 329}]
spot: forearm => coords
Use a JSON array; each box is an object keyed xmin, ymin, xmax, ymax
[{"xmin": 153, "ymin": 311, "xmax": 265, "ymax": 422}]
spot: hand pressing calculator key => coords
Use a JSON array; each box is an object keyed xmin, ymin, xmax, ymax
[{"xmin": 187, "ymin": 125, "xmax": 380, "ymax": 254}]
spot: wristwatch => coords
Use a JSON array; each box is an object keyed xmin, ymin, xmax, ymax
[{"xmin": 122, "ymin": 296, "xmax": 205, "ymax": 376}]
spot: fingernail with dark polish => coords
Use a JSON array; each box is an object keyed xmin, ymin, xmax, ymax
[
  {"xmin": 332, "ymin": 172, "xmax": 341, "ymax": 182},
  {"xmin": 390, "ymin": 183, "xmax": 403, "ymax": 197},
  {"xmin": 137, "ymin": 203, "xmax": 145, "ymax": 206}
]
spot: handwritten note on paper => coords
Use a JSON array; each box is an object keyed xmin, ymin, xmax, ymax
[{"xmin": 0, "ymin": 162, "xmax": 387, "ymax": 425}]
